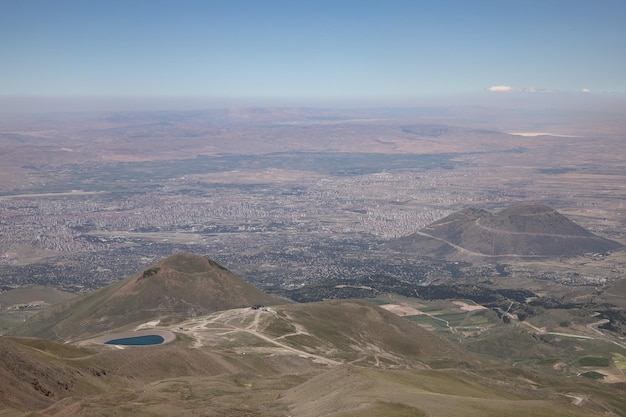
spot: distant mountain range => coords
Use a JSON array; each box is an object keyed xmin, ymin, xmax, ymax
[{"xmin": 388, "ymin": 203, "xmax": 623, "ymax": 260}]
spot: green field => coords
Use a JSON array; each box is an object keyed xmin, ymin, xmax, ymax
[
  {"xmin": 407, "ymin": 315, "xmax": 450, "ymax": 330},
  {"xmin": 612, "ymin": 352, "xmax": 626, "ymax": 369},
  {"xmin": 578, "ymin": 355, "xmax": 611, "ymax": 367}
]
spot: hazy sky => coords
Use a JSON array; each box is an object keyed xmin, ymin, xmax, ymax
[{"xmin": 1, "ymin": 0, "xmax": 625, "ymax": 108}]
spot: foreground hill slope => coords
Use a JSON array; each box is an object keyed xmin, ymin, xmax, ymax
[
  {"xmin": 282, "ymin": 363, "xmax": 624, "ymax": 417},
  {"xmin": 389, "ymin": 203, "xmax": 623, "ymax": 260},
  {"xmin": 0, "ymin": 336, "xmax": 115, "ymax": 413},
  {"xmin": 2, "ymin": 302, "xmax": 623, "ymax": 417},
  {"xmin": 11, "ymin": 253, "xmax": 280, "ymax": 341},
  {"xmin": 2, "ymin": 252, "xmax": 624, "ymax": 416},
  {"xmin": 2, "ymin": 299, "xmax": 624, "ymax": 417}
]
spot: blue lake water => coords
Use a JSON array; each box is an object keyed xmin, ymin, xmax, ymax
[{"xmin": 104, "ymin": 335, "xmax": 165, "ymax": 346}]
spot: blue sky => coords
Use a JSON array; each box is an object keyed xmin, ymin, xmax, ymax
[{"xmin": 1, "ymin": 0, "xmax": 625, "ymax": 108}]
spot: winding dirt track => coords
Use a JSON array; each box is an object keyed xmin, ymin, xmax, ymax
[
  {"xmin": 175, "ymin": 307, "xmax": 340, "ymax": 366},
  {"xmin": 413, "ymin": 230, "xmax": 546, "ymax": 258}
]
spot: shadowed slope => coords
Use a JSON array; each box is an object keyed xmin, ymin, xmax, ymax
[
  {"xmin": 389, "ymin": 203, "xmax": 623, "ymax": 260},
  {"xmin": 11, "ymin": 253, "xmax": 280, "ymax": 341},
  {"xmin": 0, "ymin": 337, "xmax": 106, "ymax": 413}
]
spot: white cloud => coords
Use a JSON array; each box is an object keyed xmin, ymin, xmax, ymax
[
  {"xmin": 487, "ymin": 85, "xmax": 520, "ymax": 93},
  {"xmin": 582, "ymin": 88, "xmax": 591, "ymax": 93},
  {"xmin": 487, "ymin": 85, "xmax": 558, "ymax": 94},
  {"xmin": 523, "ymin": 87, "xmax": 557, "ymax": 94}
]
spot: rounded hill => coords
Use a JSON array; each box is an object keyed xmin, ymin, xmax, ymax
[
  {"xmin": 388, "ymin": 203, "xmax": 623, "ymax": 260},
  {"xmin": 11, "ymin": 253, "xmax": 281, "ymax": 341},
  {"xmin": 479, "ymin": 203, "xmax": 593, "ymax": 236}
]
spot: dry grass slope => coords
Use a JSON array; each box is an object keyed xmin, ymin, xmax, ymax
[
  {"xmin": 282, "ymin": 364, "xmax": 609, "ymax": 417},
  {"xmin": 266, "ymin": 300, "xmax": 469, "ymax": 367}
]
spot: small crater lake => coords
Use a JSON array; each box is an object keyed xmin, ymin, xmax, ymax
[{"xmin": 104, "ymin": 335, "xmax": 165, "ymax": 346}]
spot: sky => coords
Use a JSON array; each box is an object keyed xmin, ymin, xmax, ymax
[{"xmin": 1, "ymin": 0, "xmax": 625, "ymax": 110}]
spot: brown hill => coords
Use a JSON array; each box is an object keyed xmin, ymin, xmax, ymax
[
  {"xmin": 389, "ymin": 203, "xmax": 623, "ymax": 260},
  {"xmin": 11, "ymin": 253, "xmax": 280, "ymax": 341}
]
